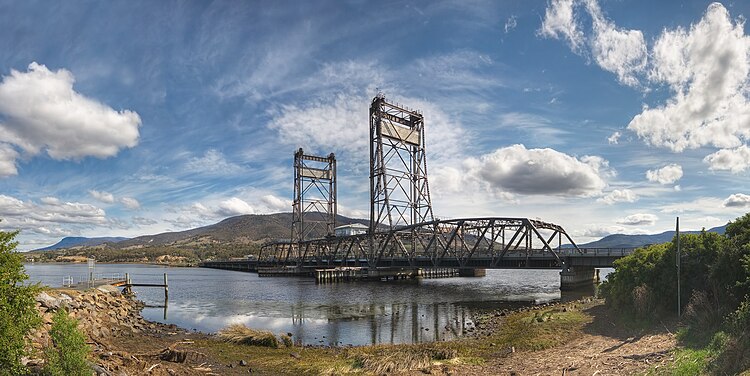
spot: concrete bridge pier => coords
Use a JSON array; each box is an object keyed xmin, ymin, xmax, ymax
[{"xmin": 560, "ymin": 266, "xmax": 599, "ymax": 290}]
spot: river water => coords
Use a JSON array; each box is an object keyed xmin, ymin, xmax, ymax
[{"xmin": 24, "ymin": 263, "xmax": 605, "ymax": 346}]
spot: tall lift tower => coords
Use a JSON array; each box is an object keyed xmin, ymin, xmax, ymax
[{"xmin": 369, "ymin": 93, "xmax": 434, "ymax": 233}]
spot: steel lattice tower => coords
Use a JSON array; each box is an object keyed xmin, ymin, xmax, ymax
[
  {"xmin": 369, "ymin": 94, "xmax": 434, "ymax": 233},
  {"xmin": 291, "ymin": 148, "xmax": 337, "ymax": 244}
]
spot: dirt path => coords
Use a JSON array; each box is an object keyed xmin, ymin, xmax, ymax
[{"xmin": 452, "ymin": 304, "xmax": 677, "ymax": 375}]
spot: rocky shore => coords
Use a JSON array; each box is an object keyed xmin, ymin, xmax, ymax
[{"xmin": 27, "ymin": 287, "xmax": 212, "ymax": 375}]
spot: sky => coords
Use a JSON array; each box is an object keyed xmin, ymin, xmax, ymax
[{"xmin": 1, "ymin": 0, "xmax": 750, "ymax": 250}]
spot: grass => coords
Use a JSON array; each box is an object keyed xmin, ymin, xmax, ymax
[
  {"xmin": 645, "ymin": 347, "xmax": 712, "ymax": 376},
  {"xmin": 217, "ymin": 324, "xmax": 280, "ymax": 348},
  {"xmin": 494, "ymin": 306, "xmax": 590, "ymax": 351}
]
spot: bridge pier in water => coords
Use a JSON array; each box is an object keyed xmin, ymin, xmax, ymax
[{"xmin": 560, "ymin": 266, "xmax": 600, "ymax": 290}]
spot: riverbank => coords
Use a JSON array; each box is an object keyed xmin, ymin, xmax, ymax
[{"xmin": 26, "ymin": 287, "xmax": 677, "ymax": 375}]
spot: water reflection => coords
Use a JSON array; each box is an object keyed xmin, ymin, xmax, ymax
[{"xmin": 25, "ymin": 263, "xmax": 606, "ymax": 346}]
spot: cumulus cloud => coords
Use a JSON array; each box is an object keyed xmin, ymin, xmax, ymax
[
  {"xmin": 607, "ymin": 131, "xmax": 621, "ymax": 145},
  {"xmin": 617, "ymin": 213, "xmax": 658, "ymax": 226},
  {"xmin": 584, "ymin": 0, "xmax": 647, "ymax": 86},
  {"xmin": 0, "ymin": 62, "xmax": 141, "ymax": 171},
  {"xmin": 542, "ymin": 2, "xmax": 750, "ymax": 158},
  {"xmin": 185, "ymin": 149, "xmax": 245, "ymax": 175},
  {"xmin": 704, "ymin": 145, "xmax": 750, "ymax": 173},
  {"xmin": 723, "ymin": 193, "xmax": 750, "ymax": 208},
  {"xmin": 216, "ymin": 197, "xmax": 255, "ymax": 217},
  {"xmin": 597, "ymin": 189, "xmax": 637, "ymax": 204},
  {"xmin": 0, "ymin": 194, "xmax": 107, "ymax": 239},
  {"xmin": 89, "ymin": 190, "xmax": 115, "ymax": 204},
  {"xmin": 260, "ymin": 195, "xmax": 291, "ymax": 213},
  {"xmin": 629, "ymin": 3, "xmax": 750, "ymax": 152},
  {"xmin": 540, "ymin": 0, "xmax": 647, "ymax": 86},
  {"xmin": 0, "ymin": 143, "xmax": 18, "ymax": 177},
  {"xmin": 468, "ymin": 144, "xmax": 609, "ymax": 196},
  {"xmin": 646, "ymin": 164, "xmax": 683, "ymax": 184},
  {"xmin": 539, "ymin": 0, "xmax": 585, "ymax": 51},
  {"xmin": 120, "ymin": 197, "xmax": 140, "ymax": 210}
]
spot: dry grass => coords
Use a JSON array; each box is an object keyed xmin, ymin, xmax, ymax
[
  {"xmin": 350, "ymin": 346, "xmax": 457, "ymax": 374},
  {"xmin": 217, "ymin": 324, "xmax": 279, "ymax": 348}
]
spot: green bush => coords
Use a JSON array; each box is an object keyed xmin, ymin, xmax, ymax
[
  {"xmin": 0, "ymin": 229, "xmax": 41, "ymax": 375},
  {"xmin": 45, "ymin": 308, "xmax": 90, "ymax": 376}
]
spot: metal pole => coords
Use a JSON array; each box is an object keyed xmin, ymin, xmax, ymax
[{"xmin": 676, "ymin": 217, "xmax": 682, "ymax": 320}]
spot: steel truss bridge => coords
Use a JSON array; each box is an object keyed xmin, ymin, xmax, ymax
[{"xmin": 206, "ymin": 217, "xmax": 633, "ymax": 272}]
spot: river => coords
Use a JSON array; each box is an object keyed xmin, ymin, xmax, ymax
[{"xmin": 24, "ymin": 263, "xmax": 606, "ymax": 346}]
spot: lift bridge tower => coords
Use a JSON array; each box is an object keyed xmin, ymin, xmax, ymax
[
  {"xmin": 291, "ymin": 148, "xmax": 337, "ymax": 245},
  {"xmin": 369, "ymin": 93, "xmax": 434, "ymax": 233}
]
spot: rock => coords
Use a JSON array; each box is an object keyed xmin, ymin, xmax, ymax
[
  {"xmin": 97, "ymin": 285, "xmax": 122, "ymax": 297},
  {"xmin": 37, "ymin": 292, "xmax": 64, "ymax": 310},
  {"xmin": 239, "ymin": 360, "xmax": 248, "ymax": 366},
  {"xmin": 290, "ymin": 352, "xmax": 301, "ymax": 360}
]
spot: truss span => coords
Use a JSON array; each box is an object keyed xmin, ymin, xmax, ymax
[{"xmin": 259, "ymin": 217, "xmax": 581, "ymax": 269}]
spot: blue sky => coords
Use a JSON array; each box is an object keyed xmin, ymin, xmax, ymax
[{"xmin": 1, "ymin": 0, "xmax": 750, "ymax": 250}]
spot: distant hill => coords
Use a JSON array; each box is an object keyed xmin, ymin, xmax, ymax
[
  {"xmin": 110, "ymin": 213, "xmax": 369, "ymax": 249},
  {"xmin": 35, "ymin": 236, "xmax": 129, "ymax": 251},
  {"xmin": 577, "ymin": 224, "xmax": 727, "ymax": 249}
]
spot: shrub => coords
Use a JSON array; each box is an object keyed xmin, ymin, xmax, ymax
[
  {"xmin": 0, "ymin": 229, "xmax": 41, "ymax": 375},
  {"xmin": 217, "ymin": 324, "xmax": 279, "ymax": 348},
  {"xmin": 45, "ymin": 308, "xmax": 91, "ymax": 376}
]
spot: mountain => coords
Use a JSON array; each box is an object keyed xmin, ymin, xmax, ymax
[
  {"xmin": 35, "ymin": 236, "xmax": 130, "ymax": 251},
  {"xmin": 111, "ymin": 213, "xmax": 369, "ymax": 249},
  {"xmin": 577, "ymin": 225, "xmax": 727, "ymax": 249}
]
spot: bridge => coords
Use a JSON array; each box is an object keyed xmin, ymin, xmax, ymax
[
  {"xmin": 202, "ymin": 216, "xmax": 634, "ymax": 289},
  {"xmin": 201, "ymin": 94, "xmax": 635, "ymax": 289}
]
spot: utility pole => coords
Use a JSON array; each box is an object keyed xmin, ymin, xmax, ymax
[{"xmin": 677, "ymin": 217, "xmax": 682, "ymax": 320}]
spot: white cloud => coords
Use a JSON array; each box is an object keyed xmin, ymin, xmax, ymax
[
  {"xmin": 504, "ymin": 15, "xmax": 517, "ymax": 33},
  {"xmin": 540, "ymin": 0, "xmax": 647, "ymax": 86},
  {"xmin": 646, "ymin": 164, "xmax": 683, "ymax": 184},
  {"xmin": 723, "ymin": 193, "xmax": 750, "ymax": 208},
  {"xmin": 132, "ymin": 216, "xmax": 157, "ymax": 226},
  {"xmin": 0, "ymin": 194, "xmax": 107, "ymax": 238},
  {"xmin": 216, "ymin": 197, "xmax": 255, "ymax": 217},
  {"xmin": 628, "ymin": 3, "xmax": 750, "ymax": 152},
  {"xmin": 260, "ymin": 195, "xmax": 291, "ymax": 213},
  {"xmin": 704, "ymin": 145, "xmax": 750, "ymax": 173},
  {"xmin": 268, "ymin": 92, "xmax": 467, "ymax": 165},
  {"xmin": 0, "ymin": 62, "xmax": 141, "ymax": 170},
  {"xmin": 584, "ymin": 0, "xmax": 647, "ymax": 86},
  {"xmin": 120, "ymin": 197, "xmax": 140, "ymax": 210},
  {"xmin": 597, "ymin": 189, "xmax": 638, "ymax": 204},
  {"xmin": 469, "ymin": 144, "xmax": 609, "ymax": 196},
  {"xmin": 539, "ymin": 0, "xmax": 584, "ymax": 52},
  {"xmin": 89, "ymin": 189, "xmax": 115, "ymax": 204},
  {"xmin": 185, "ymin": 149, "xmax": 245, "ymax": 175},
  {"xmin": 617, "ymin": 213, "xmax": 658, "ymax": 226},
  {"xmin": 607, "ymin": 131, "xmax": 621, "ymax": 145},
  {"xmin": 0, "ymin": 143, "xmax": 18, "ymax": 177},
  {"xmin": 268, "ymin": 93, "xmax": 367, "ymax": 155}
]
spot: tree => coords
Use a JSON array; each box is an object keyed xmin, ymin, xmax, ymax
[
  {"xmin": 0, "ymin": 229, "xmax": 41, "ymax": 375},
  {"xmin": 45, "ymin": 309, "xmax": 90, "ymax": 376}
]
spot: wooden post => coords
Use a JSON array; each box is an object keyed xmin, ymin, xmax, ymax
[{"xmin": 164, "ymin": 273, "xmax": 169, "ymax": 301}]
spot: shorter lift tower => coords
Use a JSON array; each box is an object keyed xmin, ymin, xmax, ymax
[{"xmin": 291, "ymin": 148, "xmax": 337, "ymax": 246}]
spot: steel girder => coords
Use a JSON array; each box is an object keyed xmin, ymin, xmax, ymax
[{"xmin": 259, "ymin": 217, "xmax": 580, "ymax": 268}]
